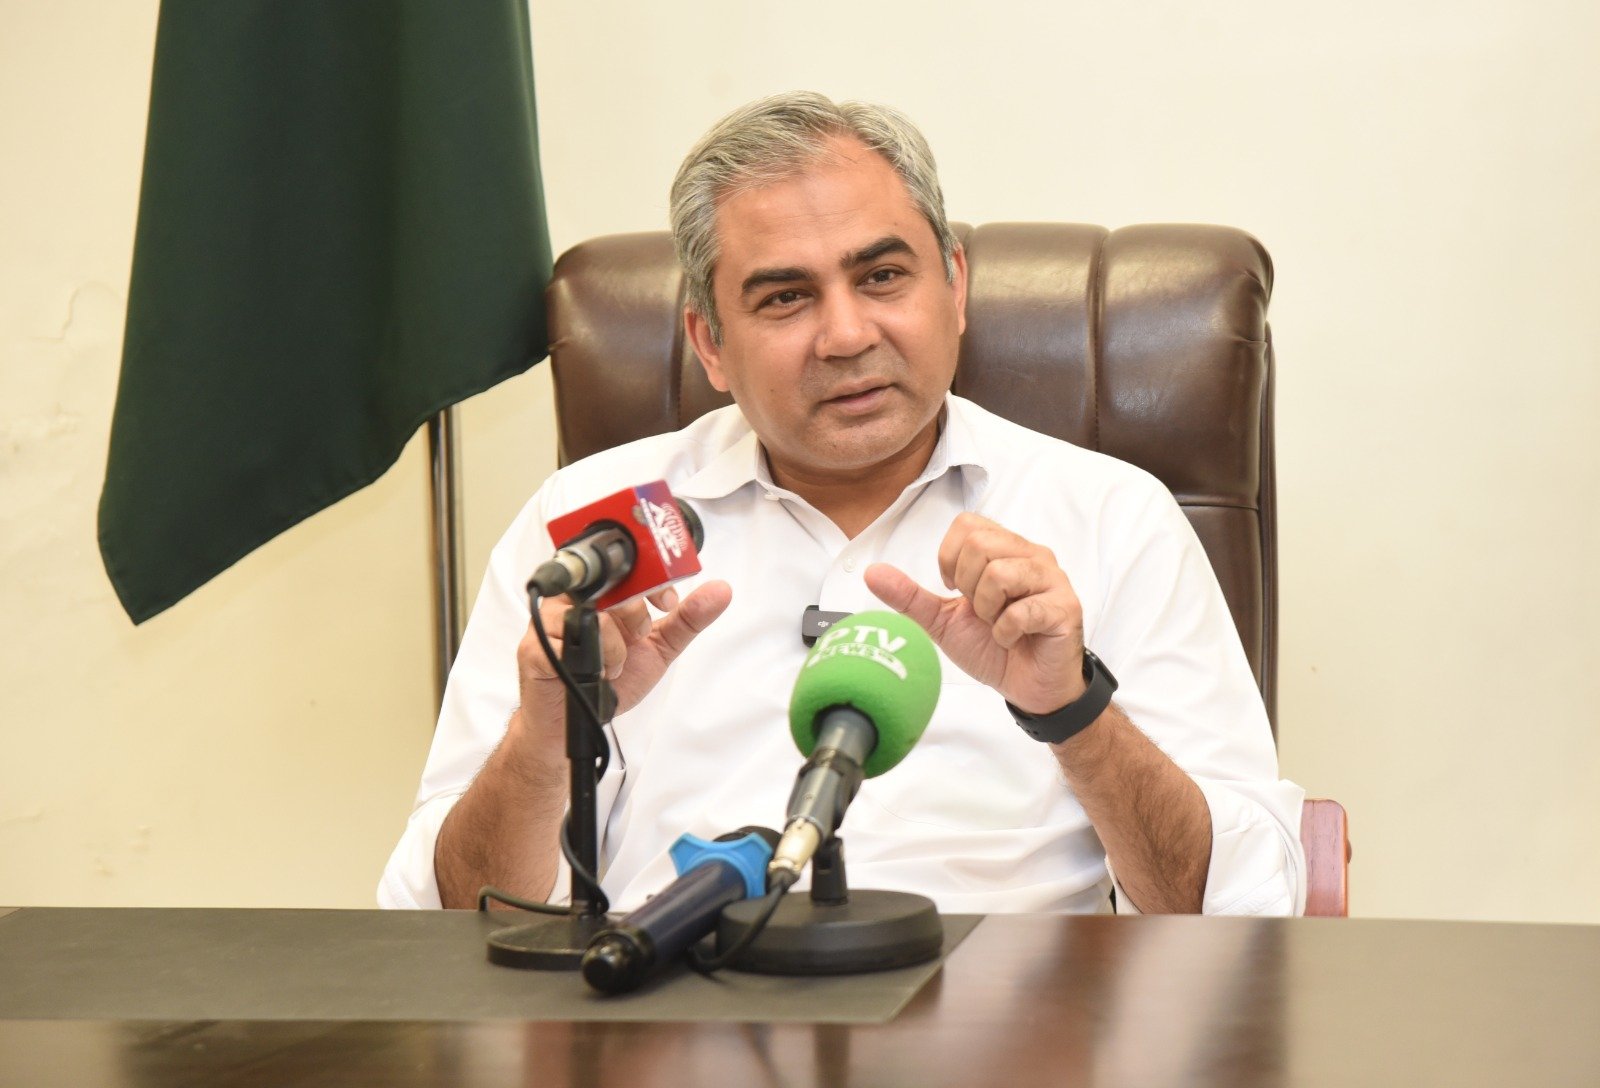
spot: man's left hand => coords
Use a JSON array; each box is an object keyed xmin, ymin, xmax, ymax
[{"xmin": 865, "ymin": 513, "xmax": 1086, "ymax": 715}]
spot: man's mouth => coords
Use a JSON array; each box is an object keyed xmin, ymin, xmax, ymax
[{"xmin": 824, "ymin": 382, "xmax": 890, "ymax": 409}]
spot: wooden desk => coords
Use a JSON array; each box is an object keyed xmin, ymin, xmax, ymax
[{"xmin": 2, "ymin": 910, "xmax": 1597, "ymax": 1086}]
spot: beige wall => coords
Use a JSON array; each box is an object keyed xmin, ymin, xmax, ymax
[{"xmin": 3, "ymin": 0, "xmax": 1597, "ymax": 921}]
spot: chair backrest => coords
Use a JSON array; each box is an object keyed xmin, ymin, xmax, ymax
[{"xmin": 547, "ymin": 222, "xmax": 1279, "ymax": 728}]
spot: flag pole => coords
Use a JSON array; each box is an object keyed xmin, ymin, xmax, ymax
[{"xmin": 427, "ymin": 406, "xmax": 466, "ymax": 710}]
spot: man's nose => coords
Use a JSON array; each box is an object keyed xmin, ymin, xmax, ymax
[{"xmin": 813, "ymin": 291, "xmax": 880, "ymax": 361}]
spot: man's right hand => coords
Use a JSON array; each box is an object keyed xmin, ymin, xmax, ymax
[
  {"xmin": 434, "ymin": 579, "xmax": 732, "ymax": 908},
  {"xmin": 516, "ymin": 580, "xmax": 735, "ymax": 743}
]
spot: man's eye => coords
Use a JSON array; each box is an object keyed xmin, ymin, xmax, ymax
[
  {"xmin": 764, "ymin": 290, "xmax": 804, "ymax": 308},
  {"xmin": 864, "ymin": 268, "xmax": 901, "ymax": 287}
]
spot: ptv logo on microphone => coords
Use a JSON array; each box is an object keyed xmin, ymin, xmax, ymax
[{"xmin": 808, "ymin": 621, "xmax": 909, "ymax": 680}]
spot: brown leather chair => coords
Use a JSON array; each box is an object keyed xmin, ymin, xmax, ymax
[{"xmin": 545, "ymin": 222, "xmax": 1350, "ymax": 915}]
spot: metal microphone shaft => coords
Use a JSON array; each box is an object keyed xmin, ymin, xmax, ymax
[
  {"xmin": 528, "ymin": 526, "xmax": 634, "ymax": 598},
  {"xmin": 769, "ymin": 707, "xmax": 875, "ymax": 881}
]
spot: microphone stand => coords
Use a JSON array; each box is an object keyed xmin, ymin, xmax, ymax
[
  {"xmin": 486, "ymin": 599, "xmax": 615, "ymax": 969},
  {"xmin": 714, "ymin": 836, "xmax": 944, "ymax": 975}
]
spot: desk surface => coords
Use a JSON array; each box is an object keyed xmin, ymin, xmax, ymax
[
  {"xmin": 2, "ymin": 908, "xmax": 1598, "ymax": 1087},
  {"xmin": 0, "ymin": 906, "xmax": 975, "ymax": 1024}
]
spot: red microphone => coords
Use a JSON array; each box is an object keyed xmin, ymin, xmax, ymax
[{"xmin": 530, "ymin": 481, "xmax": 704, "ymax": 611}]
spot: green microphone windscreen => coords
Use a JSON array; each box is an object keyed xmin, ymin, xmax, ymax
[{"xmin": 788, "ymin": 610, "xmax": 941, "ymax": 778}]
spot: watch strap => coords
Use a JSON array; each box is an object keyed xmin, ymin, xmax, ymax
[{"xmin": 1007, "ymin": 649, "xmax": 1118, "ymax": 744}]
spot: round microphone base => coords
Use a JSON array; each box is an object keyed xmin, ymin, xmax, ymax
[
  {"xmin": 487, "ymin": 913, "xmax": 614, "ymax": 970},
  {"xmin": 716, "ymin": 889, "xmax": 942, "ymax": 975}
]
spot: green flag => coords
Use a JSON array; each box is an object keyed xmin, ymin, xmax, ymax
[{"xmin": 99, "ymin": 0, "xmax": 551, "ymax": 623}]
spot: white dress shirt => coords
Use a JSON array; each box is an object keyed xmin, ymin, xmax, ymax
[{"xmin": 379, "ymin": 396, "xmax": 1306, "ymax": 915}]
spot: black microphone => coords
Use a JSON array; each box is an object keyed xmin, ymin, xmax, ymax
[
  {"xmin": 529, "ymin": 480, "xmax": 704, "ymax": 610},
  {"xmin": 580, "ymin": 827, "xmax": 777, "ymax": 995}
]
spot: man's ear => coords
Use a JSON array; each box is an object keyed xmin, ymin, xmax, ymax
[
  {"xmin": 950, "ymin": 243, "xmax": 969, "ymax": 338},
  {"xmin": 683, "ymin": 307, "xmax": 730, "ymax": 392}
]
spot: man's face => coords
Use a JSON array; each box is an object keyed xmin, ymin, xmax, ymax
[{"xmin": 684, "ymin": 137, "xmax": 967, "ymax": 491}]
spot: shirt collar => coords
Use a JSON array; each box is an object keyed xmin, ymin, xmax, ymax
[
  {"xmin": 672, "ymin": 425, "xmax": 764, "ymax": 501},
  {"xmin": 920, "ymin": 396, "xmax": 991, "ymax": 506},
  {"xmin": 672, "ymin": 394, "xmax": 992, "ymax": 505}
]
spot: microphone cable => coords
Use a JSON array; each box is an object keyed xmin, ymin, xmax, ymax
[
  {"xmin": 486, "ymin": 586, "xmax": 801, "ymax": 978},
  {"xmin": 529, "ymin": 590, "xmax": 617, "ymax": 915},
  {"xmin": 684, "ymin": 867, "xmax": 798, "ymax": 976}
]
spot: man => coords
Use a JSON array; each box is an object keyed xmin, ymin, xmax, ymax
[{"xmin": 380, "ymin": 93, "xmax": 1305, "ymax": 916}]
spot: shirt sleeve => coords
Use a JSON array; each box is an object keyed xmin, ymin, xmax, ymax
[
  {"xmin": 376, "ymin": 484, "xmax": 562, "ymax": 909},
  {"xmin": 1093, "ymin": 475, "xmax": 1306, "ymax": 917}
]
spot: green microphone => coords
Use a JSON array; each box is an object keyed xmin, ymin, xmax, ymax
[{"xmin": 769, "ymin": 610, "xmax": 941, "ymax": 881}]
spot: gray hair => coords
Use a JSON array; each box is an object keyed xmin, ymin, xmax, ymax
[{"xmin": 669, "ymin": 92, "xmax": 959, "ymax": 344}]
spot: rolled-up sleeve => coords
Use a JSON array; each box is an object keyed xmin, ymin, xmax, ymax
[
  {"xmin": 1095, "ymin": 475, "xmax": 1307, "ymax": 916},
  {"xmin": 378, "ymin": 794, "xmax": 457, "ymax": 909},
  {"xmin": 1192, "ymin": 776, "xmax": 1305, "ymax": 915}
]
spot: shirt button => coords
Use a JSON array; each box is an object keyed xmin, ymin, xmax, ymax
[{"xmin": 843, "ymin": 557, "xmax": 857, "ymax": 572}]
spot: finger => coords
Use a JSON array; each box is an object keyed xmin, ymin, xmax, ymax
[
  {"xmin": 521, "ymin": 596, "xmax": 576, "ymax": 677},
  {"xmin": 969, "ymin": 556, "xmax": 1056, "ymax": 626},
  {"xmin": 537, "ymin": 594, "xmax": 572, "ymax": 629},
  {"xmin": 864, "ymin": 563, "xmax": 950, "ymax": 633},
  {"xmin": 517, "ymin": 624, "xmax": 562, "ymax": 680},
  {"xmin": 648, "ymin": 580, "xmax": 733, "ymax": 660},
  {"xmin": 992, "ymin": 591, "xmax": 1081, "ymax": 649},
  {"xmin": 936, "ymin": 512, "xmax": 993, "ymax": 590},
  {"xmin": 950, "ymin": 527, "xmax": 1042, "ymax": 601},
  {"xmin": 610, "ymin": 599, "xmax": 653, "ymax": 643},
  {"xmin": 522, "ymin": 604, "xmax": 634, "ymax": 681},
  {"xmin": 646, "ymin": 586, "xmax": 681, "ymax": 612},
  {"xmin": 586, "ymin": 613, "xmax": 630, "ymax": 679}
]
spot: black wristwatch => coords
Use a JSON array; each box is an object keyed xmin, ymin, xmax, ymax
[{"xmin": 1007, "ymin": 649, "xmax": 1119, "ymax": 745}]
